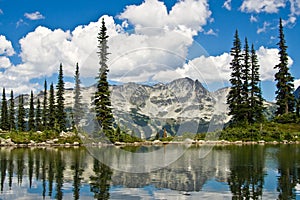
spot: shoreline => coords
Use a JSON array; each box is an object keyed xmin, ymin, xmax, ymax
[{"xmin": 1, "ymin": 139, "xmax": 300, "ymax": 147}]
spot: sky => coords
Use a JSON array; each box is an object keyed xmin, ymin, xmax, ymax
[{"xmin": 0, "ymin": 0, "xmax": 300, "ymax": 101}]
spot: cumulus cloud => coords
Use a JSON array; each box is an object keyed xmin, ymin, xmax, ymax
[
  {"xmin": 24, "ymin": 11, "xmax": 45, "ymax": 20},
  {"xmin": 1, "ymin": 0, "xmax": 295, "ymax": 95},
  {"xmin": 0, "ymin": 9, "xmax": 3, "ymax": 15},
  {"xmin": 152, "ymin": 46, "xmax": 287, "ymax": 85},
  {"xmin": 240, "ymin": 0, "xmax": 286, "ymax": 13},
  {"xmin": 119, "ymin": 0, "xmax": 212, "ymax": 37},
  {"xmin": 0, "ymin": 35, "xmax": 15, "ymax": 56},
  {"xmin": 294, "ymin": 79, "xmax": 300, "ymax": 89}
]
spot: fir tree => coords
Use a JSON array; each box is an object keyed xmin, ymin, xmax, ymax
[
  {"xmin": 17, "ymin": 95, "xmax": 26, "ymax": 131},
  {"xmin": 1, "ymin": 88, "xmax": 9, "ymax": 130},
  {"xmin": 227, "ymin": 30, "xmax": 244, "ymax": 124},
  {"xmin": 48, "ymin": 83, "xmax": 56, "ymax": 129},
  {"xmin": 56, "ymin": 63, "xmax": 66, "ymax": 132},
  {"xmin": 28, "ymin": 91, "xmax": 35, "ymax": 131},
  {"xmin": 240, "ymin": 38, "xmax": 251, "ymax": 122},
  {"xmin": 94, "ymin": 18, "xmax": 114, "ymax": 140},
  {"xmin": 35, "ymin": 98, "xmax": 42, "ymax": 131},
  {"xmin": 274, "ymin": 18, "xmax": 294, "ymax": 115},
  {"xmin": 73, "ymin": 62, "xmax": 83, "ymax": 127},
  {"xmin": 42, "ymin": 80, "xmax": 48, "ymax": 130},
  {"xmin": 249, "ymin": 44, "xmax": 264, "ymax": 122},
  {"xmin": 9, "ymin": 90, "xmax": 15, "ymax": 131}
]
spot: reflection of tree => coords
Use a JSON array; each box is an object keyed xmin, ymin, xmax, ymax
[
  {"xmin": 277, "ymin": 145, "xmax": 300, "ymax": 200},
  {"xmin": 228, "ymin": 145, "xmax": 265, "ymax": 199},
  {"xmin": 89, "ymin": 158, "xmax": 112, "ymax": 200},
  {"xmin": 28, "ymin": 149, "xmax": 34, "ymax": 188},
  {"xmin": 41, "ymin": 149, "xmax": 47, "ymax": 198},
  {"xmin": 16, "ymin": 149, "xmax": 24, "ymax": 185},
  {"xmin": 55, "ymin": 151, "xmax": 65, "ymax": 200},
  {"xmin": 0, "ymin": 150, "xmax": 7, "ymax": 192},
  {"xmin": 8, "ymin": 152, "xmax": 13, "ymax": 189},
  {"xmin": 48, "ymin": 151, "xmax": 54, "ymax": 197},
  {"xmin": 71, "ymin": 148, "xmax": 84, "ymax": 200}
]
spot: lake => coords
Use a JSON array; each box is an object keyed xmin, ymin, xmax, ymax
[{"xmin": 0, "ymin": 144, "xmax": 299, "ymax": 199}]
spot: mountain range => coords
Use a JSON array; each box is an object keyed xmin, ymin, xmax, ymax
[{"xmin": 17, "ymin": 77, "xmax": 277, "ymax": 139}]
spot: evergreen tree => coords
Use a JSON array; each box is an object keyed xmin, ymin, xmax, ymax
[
  {"xmin": 42, "ymin": 80, "xmax": 48, "ymax": 130},
  {"xmin": 9, "ymin": 90, "xmax": 15, "ymax": 131},
  {"xmin": 227, "ymin": 30, "xmax": 244, "ymax": 124},
  {"xmin": 28, "ymin": 91, "xmax": 35, "ymax": 131},
  {"xmin": 1, "ymin": 88, "xmax": 9, "ymax": 130},
  {"xmin": 48, "ymin": 83, "xmax": 56, "ymax": 129},
  {"xmin": 35, "ymin": 98, "xmax": 42, "ymax": 131},
  {"xmin": 17, "ymin": 95, "xmax": 26, "ymax": 131},
  {"xmin": 73, "ymin": 62, "xmax": 83, "ymax": 127},
  {"xmin": 274, "ymin": 18, "xmax": 294, "ymax": 115},
  {"xmin": 56, "ymin": 63, "xmax": 66, "ymax": 132},
  {"xmin": 94, "ymin": 18, "xmax": 114, "ymax": 140},
  {"xmin": 249, "ymin": 44, "xmax": 264, "ymax": 122},
  {"xmin": 240, "ymin": 38, "xmax": 251, "ymax": 122}
]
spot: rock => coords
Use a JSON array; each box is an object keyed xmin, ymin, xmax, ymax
[
  {"xmin": 153, "ymin": 140, "xmax": 161, "ymax": 144},
  {"xmin": 53, "ymin": 138, "xmax": 59, "ymax": 143},
  {"xmin": 73, "ymin": 142, "xmax": 80, "ymax": 146}
]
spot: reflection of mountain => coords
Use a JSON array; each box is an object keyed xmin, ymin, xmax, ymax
[{"xmin": 1, "ymin": 145, "xmax": 300, "ymax": 199}]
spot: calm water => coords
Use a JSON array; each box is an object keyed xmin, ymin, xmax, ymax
[{"xmin": 0, "ymin": 144, "xmax": 299, "ymax": 199}]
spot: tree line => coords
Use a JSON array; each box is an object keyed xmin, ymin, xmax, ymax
[
  {"xmin": 0, "ymin": 62, "xmax": 82, "ymax": 133},
  {"xmin": 227, "ymin": 18, "xmax": 295, "ymax": 125},
  {"xmin": 0, "ymin": 18, "xmax": 123, "ymax": 142}
]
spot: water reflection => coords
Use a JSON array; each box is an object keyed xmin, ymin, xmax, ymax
[{"xmin": 0, "ymin": 145, "xmax": 299, "ymax": 199}]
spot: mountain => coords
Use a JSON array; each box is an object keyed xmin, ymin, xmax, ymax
[
  {"xmin": 14, "ymin": 77, "xmax": 277, "ymax": 139},
  {"xmin": 72, "ymin": 77, "xmax": 228, "ymax": 139}
]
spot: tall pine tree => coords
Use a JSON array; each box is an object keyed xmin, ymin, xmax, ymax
[
  {"xmin": 94, "ymin": 18, "xmax": 114, "ymax": 140},
  {"xmin": 42, "ymin": 80, "xmax": 48, "ymax": 130},
  {"xmin": 249, "ymin": 44, "xmax": 264, "ymax": 122},
  {"xmin": 35, "ymin": 98, "xmax": 42, "ymax": 131},
  {"xmin": 17, "ymin": 95, "xmax": 26, "ymax": 131},
  {"xmin": 49, "ymin": 83, "xmax": 56, "ymax": 129},
  {"xmin": 9, "ymin": 90, "xmax": 15, "ymax": 131},
  {"xmin": 73, "ymin": 63, "xmax": 83, "ymax": 127},
  {"xmin": 56, "ymin": 63, "xmax": 66, "ymax": 132},
  {"xmin": 240, "ymin": 38, "xmax": 251, "ymax": 122},
  {"xmin": 227, "ymin": 30, "xmax": 244, "ymax": 124},
  {"xmin": 28, "ymin": 91, "xmax": 35, "ymax": 131},
  {"xmin": 274, "ymin": 18, "xmax": 294, "ymax": 115},
  {"xmin": 1, "ymin": 88, "xmax": 9, "ymax": 131}
]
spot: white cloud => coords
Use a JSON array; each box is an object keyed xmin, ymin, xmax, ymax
[
  {"xmin": 0, "ymin": 9, "xmax": 3, "ymax": 15},
  {"xmin": 257, "ymin": 21, "xmax": 270, "ymax": 34},
  {"xmin": 24, "ymin": 11, "xmax": 45, "ymax": 20},
  {"xmin": 204, "ymin": 28, "xmax": 217, "ymax": 36},
  {"xmin": 16, "ymin": 19, "xmax": 28, "ymax": 28},
  {"xmin": 223, "ymin": 0, "xmax": 232, "ymax": 10},
  {"xmin": 250, "ymin": 15, "xmax": 258, "ymax": 22},
  {"xmin": 257, "ymin": 46, "xmax": 293, "ymax": 81},
  {"xmin": 0, "ymin": 35, "xmax": 15, "ymax": 56},
  {"xmin": 240, "ymin": 0, "xmax": 286, "ymax": 13},
  {"xmin": 119, "ymin": 0, "xmax": 211, "ymax": 37},
  {"xmin": 294, "ymin": 79, "xmax": 300, "ymax": 89},
  {"xmin": 0, "ymin": 56, "xmax": 12, "ymax": 68}
]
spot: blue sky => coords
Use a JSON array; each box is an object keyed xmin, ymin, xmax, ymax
[{"xmin": 0, "ymin": 0, "xmax": 300, "ymax": 101}]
